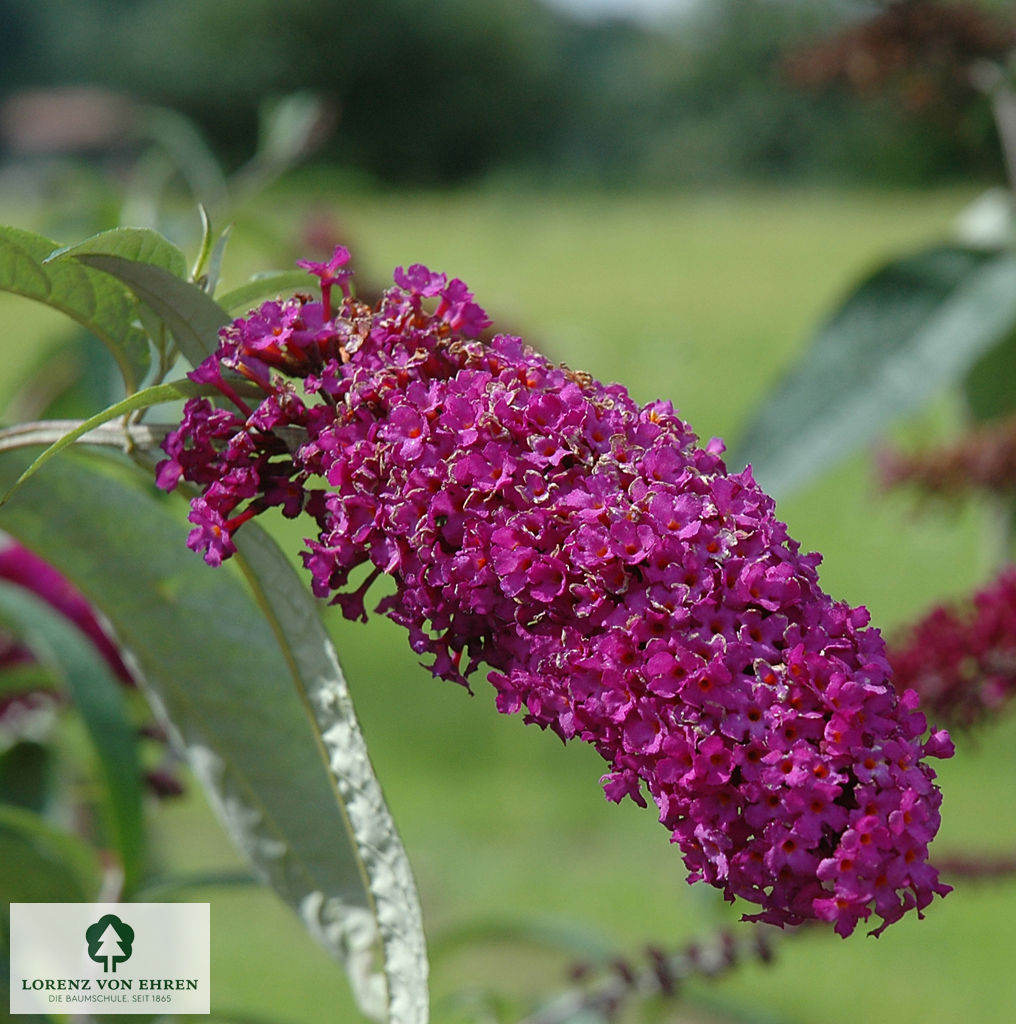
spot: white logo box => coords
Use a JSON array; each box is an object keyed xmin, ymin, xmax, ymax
[{"xmin": 10, "ymin": 903, "xmax": 210, "ymax": 1015}]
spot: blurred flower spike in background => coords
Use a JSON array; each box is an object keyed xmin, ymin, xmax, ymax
[
  {"xmin": 0, "ymin": 539, "xmax": 132, "ymax": 686},
  {"xmin": 161, "ymin": 246, "xmax": 954, "ymax": 939},
  {"xmin": 0, "ymin": 537, "xmax": 183, "ymax": 800}
]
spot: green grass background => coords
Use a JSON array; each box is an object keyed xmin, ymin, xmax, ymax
[{"xmin": 6, "ymin": 184, "xmax": 1016, "ymax": 1023}]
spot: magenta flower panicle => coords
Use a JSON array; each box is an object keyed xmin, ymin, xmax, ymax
[{"xmin": 158, "ymin": 249, "xmax": 952, "ymax": 937}]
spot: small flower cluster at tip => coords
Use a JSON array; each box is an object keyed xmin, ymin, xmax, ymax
[
  {"xmin": 888, "ymin": 565, "xmax": 1016, "ymax": 729},
  {"xmin": 158, "ymin": 245, "xmax": 953, "ymax": 937}
]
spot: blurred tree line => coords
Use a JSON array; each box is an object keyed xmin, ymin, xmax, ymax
[{"xmin": 0, "ymin": 0, "xmax": 1012, "ymax": 188}]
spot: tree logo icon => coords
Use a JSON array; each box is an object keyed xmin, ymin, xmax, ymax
[{"xmin": 85, "ymin": 914, "xmax": 135, "ymax": 973}]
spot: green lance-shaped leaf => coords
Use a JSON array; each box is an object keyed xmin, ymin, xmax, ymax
[
  {"xmin": 0, "ymin": 377, "xmax": 206, "ymax": 504},
  {"xmin": 0, "ymin": 449, "xmax": 428, "ymax": 1023},
  {"xmin": 0, "ymin": 804, "xmax": 103, "ymax": 905},
  {"xmin": 963, "ymin": 324, "xmax": 1016, "ymax": 423},
  {"xmin": 0, "ymin": 225, "xmax": 151, "ymax": 394},
  {"xmin": 730, "ymin": 245, "xmax": 1016, "ymax": 495},
  {"xmin": 0, "ymin": 663, "xmax": 56, "ymax": 701},
  {"xmin": 133, "ymin": 868, "xmax": 258, "ymax": 900},
  {"xmin": 233, "ymin": 527, "xmax": 429, "ymax": 1024},
  {"xmin": 0, "ymin": 580, "xmax": 145, "ymax": 895},
  {"xmin": 51, "ymin": 252, "xmax": 230, "ymax": 368},
  {"xmin": 0, "ymin": 741, "xmax": 55, "ymax": 813},
  {"xmin": 49, "ymin": 227, "xmax": 189, "ymax": 279}
]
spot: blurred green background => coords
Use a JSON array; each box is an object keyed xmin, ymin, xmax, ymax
[
  {"xmin": 2, "ymin": 1, "xmax": 1016, "ymax": 1022},
  {"xmin": 1, "ymin": 0, "xmax": 1013, "ymax": 190}
]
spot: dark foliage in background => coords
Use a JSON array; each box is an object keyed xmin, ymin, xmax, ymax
[{"xmin": 0, "ymin": 0, "xmax": 1011, "ymax": 187}]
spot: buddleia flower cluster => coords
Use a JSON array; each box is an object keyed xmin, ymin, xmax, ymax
[{"xmin": 158, "ymin": 247, "xmax": 953, "ymax": 937}]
